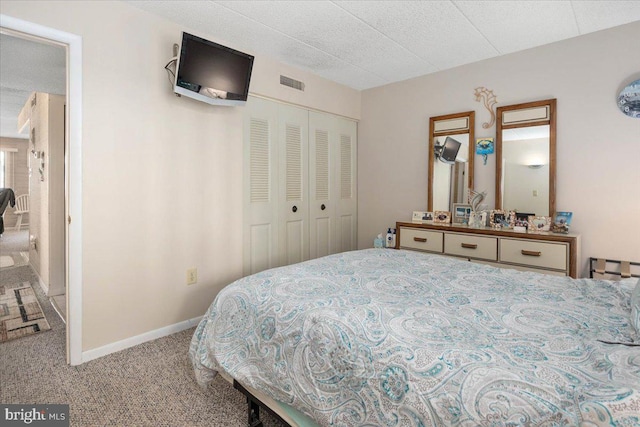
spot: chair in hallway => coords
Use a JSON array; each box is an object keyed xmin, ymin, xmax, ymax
[{"xmin": 13, "ymin": 194, "xmax": 29, "ymax": 231}]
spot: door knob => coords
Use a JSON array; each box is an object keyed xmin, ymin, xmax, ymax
[
  {"xmin": 321, "ymin": 204, "xmax": 326, "ymax": 210},
  {"xmin": 292, "ymin": 206, "xmax": 297, "ymax": 212}
]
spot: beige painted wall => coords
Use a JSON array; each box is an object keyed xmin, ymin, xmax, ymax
[
  {"xmin": 358, "ymin": 21, "xmax": 640, "ymax": 274},
  {"xmin": 0, "ymin": 137, "xmax": 29, "ymax": 228},
  {"xmin": 1, "ymin": 0, "xmax": 360, "ymax": 351}
]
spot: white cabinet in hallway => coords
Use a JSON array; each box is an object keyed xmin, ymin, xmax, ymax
[{"xmin": 243, "ymin": 97, "xmax": 357, "ymax": 275}]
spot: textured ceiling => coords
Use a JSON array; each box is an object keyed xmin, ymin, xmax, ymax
[
  {"xmin": 1, "ymin": 1, "xmax": 639, "ymax": 139},
  {"xmin": 0, "ymin": 34, "xmax": 65, "ymax": 139},
  {"xmin": 128, "ymin": 0, "xmax": 640, "ymax": 90}
]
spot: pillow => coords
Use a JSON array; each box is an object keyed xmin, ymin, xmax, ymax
[{"xmin": 631, "ymin": 278, "xmax": 640, "ymax": 334}]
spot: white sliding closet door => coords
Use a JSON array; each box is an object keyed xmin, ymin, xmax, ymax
[
  {"xmin": 243, "ymin": 97, "xmax": 279, "ymax": 275},
  {"xmin": 278, "ymin": 104, "xmax": 309, "ymax": 266}
]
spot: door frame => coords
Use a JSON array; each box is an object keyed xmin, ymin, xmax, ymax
[{"xmin": 0, "ymin": 14, "xmax": 83, "ymax": 365}]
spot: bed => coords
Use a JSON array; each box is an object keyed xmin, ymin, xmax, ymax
[{"xmin": 189, "ymin": 249, "xmax": 640, "ymax": 426}]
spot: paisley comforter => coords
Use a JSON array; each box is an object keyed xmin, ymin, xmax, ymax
[{"xmin": 190, "ymin": 249, "xmax": 640, "ymax": 426}]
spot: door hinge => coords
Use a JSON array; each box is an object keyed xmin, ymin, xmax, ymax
[{"xmin": 68, "ymin": 216, "xmax": 72, "ymax": 225}]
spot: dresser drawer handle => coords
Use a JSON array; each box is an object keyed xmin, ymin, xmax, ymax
[
  {"xmin": 413, "ymin": 237, "xmax": 427, "ymax": 243},
  {"xmin": 521, "ymin": 250, "xmax": 542, "ymax": 257},
  {"xmin": 461, "ymin": 243, "xmax": 478, "ymax": 249}
]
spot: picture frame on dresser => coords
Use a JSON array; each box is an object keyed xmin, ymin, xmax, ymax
[
  {"xmin": 434, "ymin": 211, "xmax": 451, "ymax": 224},
  {"xmin": 515, "ymin": 212, "xmax": 533, "ymax": 228},
  {"xmin": 452, "ymin": 204, "xmax": 472, "ymax": 224},
  {"xmin": 412, "ymin": 211, "xmax": 434, "ymax": 223},
  {"xmin": 490, "ymin": 210, "xmax": 514, "ymax": 227},
  {"xmin": 528, "ymin": 216, "xmax": 552, "ymax": 232}
]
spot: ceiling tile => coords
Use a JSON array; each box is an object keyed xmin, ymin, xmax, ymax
[
  {"xmin": 336, "ymin": 1, "xmax": 499, "ymax": 70},
  {"xmin": 216, "ymin": 1, "xmax": 435, "ymax": 82},
  {"xmin": 453, "ymin": 1, "xmax": 580, "ymax": 54},
  {"xmin": 571, "ymin": 1, "xmax": 640, "ymax": 33}
]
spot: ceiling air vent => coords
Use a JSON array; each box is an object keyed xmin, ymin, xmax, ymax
[{"xmin": 280, "ymin": 75, "xmax": 305, "ymax": 91}]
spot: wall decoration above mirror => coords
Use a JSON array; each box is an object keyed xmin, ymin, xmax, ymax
[
  {"xmin": 474, "ymin": 87, "xmax": 498, "ymax": 129},
  {"xmin": 496, "ymin": 99, "xmax": 556, "ymax": 217},
  {"xmin": 428, "ymin": 111, "xmax": 475, "ymax": 212}
]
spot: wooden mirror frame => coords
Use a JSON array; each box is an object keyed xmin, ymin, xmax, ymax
[
  {"xmin": 495, "ymin": 98, "xmax": 556, "ymax": 216},
  {"xmin": 428, "ymin": 111, "xmax": 475, "ymax": 212}
]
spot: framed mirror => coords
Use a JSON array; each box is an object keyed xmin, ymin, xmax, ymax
[
  {"xmin": 496, "ymin": 99, "xmax": 556, "ymax": 217},
  {"xmin": 428, "ymin": 111, "xmax": 475, "ymax": 212}
]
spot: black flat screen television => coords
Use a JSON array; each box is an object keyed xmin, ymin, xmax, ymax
[
  {"xmin": 174, "ymin": 32, "xmax": 254, "ymax": 106},
  {"xmin": 438, "ymin": 137, "xmax": 462, "ymax": 164}
]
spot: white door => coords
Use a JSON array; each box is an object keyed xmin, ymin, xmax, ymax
[
  {"xmin": 243, "ymin": 97, "xmax": 279, "ymax": 275},
  {"xmin": 309, "ymin": 112, "xmax": 335, "ymax": 259},
  {"xmin": 335, "ymin": 118, "xmax": 358, "ymax": 253},
  {"xmin": 309, "ymin": 112, "xmax": 358, "ymax": 258},
  {"xmin": 278, "ymin": 104, "xmax": 309, "ymax": 266}
]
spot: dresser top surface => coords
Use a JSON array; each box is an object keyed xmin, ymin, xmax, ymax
[{"xmin": 396, "ymin": 221, "xmax": 580, "ymax": 243}]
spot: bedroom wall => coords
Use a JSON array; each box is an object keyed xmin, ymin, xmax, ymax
[
  {"xmin": 358, "ymin": 21, "xmax": 640, "ymax": 275},
  {"xmin": 0, "ymin": 1, "xmax": 360, "ymax": 351}
]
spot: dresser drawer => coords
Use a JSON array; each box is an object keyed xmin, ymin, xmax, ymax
[
  {"xmin": 500, "ymin": 239, "xmax": 567, "ymax": 271},
  {"xmin": 399, "ymin": 228, "xmax": 443, "ymax": 253},
  {"xmin": 444, "ymin": 233, "xmax": 497, "ymax": 261}
]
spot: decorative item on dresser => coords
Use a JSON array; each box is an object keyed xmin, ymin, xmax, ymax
[{"xmin": 395, "ymin": 221, "xmax": 580, "ymax": 277}]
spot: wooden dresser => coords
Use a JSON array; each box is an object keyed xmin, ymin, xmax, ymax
[{"xmin": 396, "ymin": 221, "xmax": 581, "ymax": 278}]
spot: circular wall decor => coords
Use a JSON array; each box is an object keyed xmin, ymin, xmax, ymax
[{"xmin": 617, "ymin": 79, "xmax": 640, "ymax": 118}]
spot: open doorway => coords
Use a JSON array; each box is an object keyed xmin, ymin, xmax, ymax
[
  {"xmin": 1, "ymin": 15, "xmax": 82, "ymax": 365},
  {"xmin": 0, "ymin": 30, "xmax": 66, "ymax": 346}
]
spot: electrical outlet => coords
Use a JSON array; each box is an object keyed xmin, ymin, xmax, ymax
[{"xmin": 186, "ymin": 268, "xmax": 197, "ymax": 285}]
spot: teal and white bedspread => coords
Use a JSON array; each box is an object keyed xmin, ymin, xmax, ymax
[{"xmin": 189, "ymin": 249, "xmax": 640, "ymax": 426}]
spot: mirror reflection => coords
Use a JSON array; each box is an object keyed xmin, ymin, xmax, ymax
[
  {"xmin": 501, "ymin": 125, "xmax": 550, "ymax": 215},
  {"xmin": 495, "ymin": 98, "xmax": 556, "ymax": 217},
  {"xmin": 428, "ymin": 111, "xmax": 474, "ymax": 213},
  {"xmin": 432, "ymin": 134, "xmax": 469, "ymax": 212}
]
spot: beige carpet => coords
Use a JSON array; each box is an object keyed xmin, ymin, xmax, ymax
[
  {"xmin": 0, "ymin": 281, "xmax": 51, "ymax": 342},
  {"xmin": 0, "ymin": 265, "xmax": 287, "ymax": 427}
]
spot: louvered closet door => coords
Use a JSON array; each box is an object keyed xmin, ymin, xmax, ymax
[
  {"xmin": 243, "ymin": 97, "xmax": 279, "ymax": 275},
  {"xmin": 309, "ymin": 112, "xmax": 358, "ymax": 257},
  {"xmin": 335, "ymin": 118, "xmax": 357, "ymax": 253},
  {"xmin": 278, "ymin": 104, "xmax": 309, "ymax": 266},
  {"xmin": 309, "ymin": 112, "xmax": 335, "ymax": 258}
]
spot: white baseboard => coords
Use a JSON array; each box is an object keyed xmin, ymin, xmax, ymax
[
  {"xmin": 81, "ymin": 316, "xmax": 203, "ymax": 363},
  {"xmin": 30, "ymin": 263, "xmax": 49, "ymax": 294}
]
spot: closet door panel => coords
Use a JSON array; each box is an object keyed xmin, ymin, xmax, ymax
[
  {"xmin": 309, "ymin": 112, "xmax": 335, "ymax": 259},
  {"xmin": 335, "ymin": 119, "xmax": 358, "ymax": 253},
  {"xmin": 278, "ymin": 104, "xmax": 309, "ymax": 266},
  {"xmin": 244, "ymin": 97, "xmax": 279, "ymax": 275}
]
